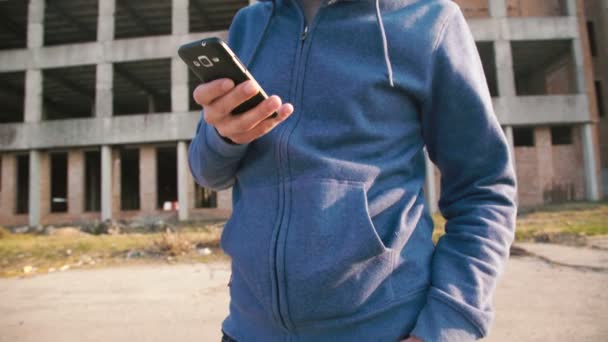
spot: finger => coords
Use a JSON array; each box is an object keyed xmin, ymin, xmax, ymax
[
  {"xmin": 222, "ymin": 95, "xmax": 283, "ymax": 135},
  {"xmin": 228, "ymin": 103, "xmax": 293, "ymax": 144},
  {"xmin": 193, "ymin": 78, "xmax": 234, "ymax": 106},
  {"xmin": 210, "ymin": 80, "xmax": 259, "ymax": 116}
]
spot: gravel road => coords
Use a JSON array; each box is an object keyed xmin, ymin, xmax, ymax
[{"xmin": 1, "ymin": 244, "xmax": 606, "ymax": 341}]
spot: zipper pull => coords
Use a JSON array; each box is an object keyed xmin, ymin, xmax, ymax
[{"xmin": 301, "ymin": 26, "xmax": 308, "ymax": 41}]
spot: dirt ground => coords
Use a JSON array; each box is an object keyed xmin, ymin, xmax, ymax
[{"xmin": 0, "ymin": 244, "xmax": 606, "ymax": 342}]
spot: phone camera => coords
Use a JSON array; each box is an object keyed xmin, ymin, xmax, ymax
[{"xmin": 198, "ymin": 55, "xmax": 214, "ymax": 68}]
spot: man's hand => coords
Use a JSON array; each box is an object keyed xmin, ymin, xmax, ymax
[
  {"xmin": 401, "ymin": 337, "xmax": 423, "ymax": 342},
  {"xmin": 193, "ymin": 78, "xmax": 294, "ymax": 145}
]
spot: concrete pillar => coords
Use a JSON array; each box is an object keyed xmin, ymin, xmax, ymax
[
  {"xmin": 26, "ymin": 1, "xmax": 44, "ymax": 124},
  {"xmin": 582, "ymin": 123, "xmax": 600, "ymax": 201},
  {"xmin": 172, "ymin": 58, "xmax": 190, "ymax": 113},
  {"xmin": 39, "ymin": 152, "xmax": 50, "ymax": 220},
  {"xmin": 504, "ymin": 125, "xmax": 516, "ymax": 169},
  {"xmin": 140, "ymin": 146, "xmax": 157, "ymax": 212},
  {"xmin": 97, "ymin": 0, "xmax": 115, "ymax": 118},
  {"xmin": 424, "ymin": 150, "xmax": 438, "ymax": 214},
  {"xmin": 565, "ymin": 0, "xmax": 578, "ymax": 17},
  {"xmin": 24, "ymin": 70, "xmax": 43, "ymax": 123},
  {"xmin": 177, "ymin": 141, "xmax": 189, "ymax": 221},
  {"xmin": 27, "ymin": 0, "xmax": 44, "ymax": 48},
  {"xmin": 28, "ymin": 151, "xmax": 41, "ymax": 227},
  {"xmin": 98, "ymin": 0, "xmax": 115, "ymax": 42},
  {"xmin": 172, "ymin": 0, "xmax": 190, "ymax": 114},
  {"xmin": 217, "ymin": 189, "xmax": 233, "ymax": 210},
  {"xmin": 489, "ymin": 0, "xmax": 507, "ymax": 17},
  {"xmin": 570, "ymin": 37, "xmax": 587, "ymax": 95},
  {"xmin": 494, "ymin": 40, "xmax": 517, "ymax": 97},
  {"xmin": 95, "ymin": 63, "xmax": 113, "ymax": 118},
  {"xmin": 101, "ymin": 145, "xmax": 113, "ymax": 220},
  {"xmin": 68, "ymin": 150, "xmax": 85, "ymax": 216},
  {"xmin": 147, "ymin": 95, "xmax": 156, "ymax": 113},
  {"xmin": 172, "ymin": 0, "xmax": 189, "ymax": 35},
  {"xmin": 112, "ymin": 149, "xmax": 121, "ymax": 215}
]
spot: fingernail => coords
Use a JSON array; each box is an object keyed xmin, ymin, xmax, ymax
[
  {"xmin": 222, "ymin": 80, "xmax": 233, "ymax": 91},
  {"xmin": 244, "ymin": 82, "xmax": 257, "ymax": 94}
]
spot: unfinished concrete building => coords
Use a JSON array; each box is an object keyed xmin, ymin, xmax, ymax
[{"xmin": 0, "ymin": 0, "xmax": 604, "ymax": 227}]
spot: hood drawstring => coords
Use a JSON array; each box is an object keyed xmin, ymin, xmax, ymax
[
  {"xmin": 245, "ymin": 1, "xmax": 276, "ymax": 68},
  {"xmin": 374, "ymin": 0, "xmax": 394, "ymax": 87},
  {"xmin": 253, "ymin": 0, "xmax": 394, "ymax": 87}
]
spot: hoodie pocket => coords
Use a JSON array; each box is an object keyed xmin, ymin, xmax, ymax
[
  {"xmin": 220, "ymin": 184, "xmax": 278, "ymax": 317},
  {"xmin": 284, "ymin": 178, "xmax": 395, "ymax": 325}
]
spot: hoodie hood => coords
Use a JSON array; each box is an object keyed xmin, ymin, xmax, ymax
[{"xmin": 251, "ymin": 0, "xmax": 395, "ymax": 86}]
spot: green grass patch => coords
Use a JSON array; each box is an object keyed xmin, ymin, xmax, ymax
[
  {"xmin": 2, "ymin": 202, "xmax": 607, "ymax": 277},
  {"xmin": 431, "ymin": 202, "xmax": 608, "ymax": 243},
  {"xmin": 0, "ymin": 226, "xmax": 226, "ymax": 278}
]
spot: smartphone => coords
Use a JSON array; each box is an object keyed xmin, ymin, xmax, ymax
[{"xmin": 178, "ymin": 37, "xmax": 275, "ymax": 117}]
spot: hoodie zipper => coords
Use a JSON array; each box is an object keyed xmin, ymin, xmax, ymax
[{"xmin": 271, "ymin": 0, "xmax": 329, "ymax": 333}]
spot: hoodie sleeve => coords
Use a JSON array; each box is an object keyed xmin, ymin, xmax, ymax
[
  {"xmin": 187, "ymin": 9, "xmax": 251, "ymax": 191},
  {"xmin": 410, "ymin": 6, "xmax": 517, "ymax": 341},
  {"xmin": 188, "ymin": 118, "xmax": 248, "ymax": 190}
]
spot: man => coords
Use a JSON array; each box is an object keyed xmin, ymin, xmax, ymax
[{"xmin": 189, "ymin": 0, "xmax": 517, "ymax": 341}]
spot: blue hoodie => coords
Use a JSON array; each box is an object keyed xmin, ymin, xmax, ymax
[{"xmin": 188, "ymin": 0, "xmax": 517, "ymax": 341}]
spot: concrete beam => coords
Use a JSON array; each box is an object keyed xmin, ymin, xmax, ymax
[
  {"xmin": 504, "ymin": 17, "xmax": 579, "ymax": 41},
  {"xmin": 493, "ymin": 95, "xmax": 591, "ymax": 126},
  {"xmin": 0, "ymin": 31, "xmax": 229, "ymax": 73},
  {"xmin": 0, "ymin": 16, "xmax": 576, "ymax": 73},
  {"xmin": 466, "ymin": 17, "xmax": 578, "ymax": 42},
  {"xmin": 466, "ymin": 19, "xmax": 500, "ymax": 41},
  {"xmin": 0, "ymin": 112, "xmax": 201, "ymax": 152}
]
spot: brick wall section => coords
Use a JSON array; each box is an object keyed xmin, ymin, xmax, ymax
[
  {"xmin": 39, "ymin": 152, "xmax": 50, "ymax": 220},
  {"xmin": 514, "ymin": 145, "xmax": 541, "ymax": 206},
  {"xmin": 140, "ymin": 145, "xmax": 157, "ymax": 213},
  {"xmin": 545, "ymin": 55, "xmax": 576, "ymax": 94},
  {"xmin": 514, "ymin": 126, "xmax": 586, "ymax": 207},
  {"xmin": 112, "ymin": 148, "xmax": 121, "ymax": 216},
  {"xmin": 551, "ymin": 127, "xmax": 585, "ymax": 200},
  {"xmin": 0, "ymin": 154, "xmax": 19, "ymax": 224},
  {"xmin": 1, "ymin": 153, "xmax": 29, "ymax": 226},
  {"xmin": 68, "ymin": 150, "xmax": 85, "ymax": 216},
  {"xmin": 507, "ymin": 0, "xmax": 567, "ymax": 17},
  {"xmin": 452, "ymin": 0, "xmax": 490, "ymax": 18}
]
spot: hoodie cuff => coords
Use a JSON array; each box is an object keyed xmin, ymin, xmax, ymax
[
  {"xmin": 204, "ymin": 123, "xmax": 249, "ymax": 159},
  {"xmin": 410, "ymin": 293, "xmax": 482, "ymax": 342}
]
